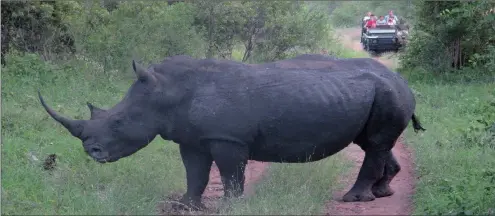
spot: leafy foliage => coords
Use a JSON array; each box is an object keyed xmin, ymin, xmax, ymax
[
  {"xmin": 1, "ymin": 0, "xmax": 333, "ymax": 69},
  {"xmin": 327, "ymin": 1, "xmax": 413, "ymax": 28},
  {"xmin": 399, "ymin": 0, "xmax": 495, "ymax": 72},
  {"xmin": 402, "ymin": 70, "xmax": 495, "ymax": 216},
  {"xmin": 69, "ymin": 1, "xmax": 204, "ymax": 73},
  {"xmin": 1, "ymin": 2, "xmax": 346, "ymax": 214},
  {"xmin": 460, "ymin": 93, "xmax": 495, "ymax": 149},
  {"xmin": 1, "ymin": 1, "xmax": 77, "ymax": 63}
]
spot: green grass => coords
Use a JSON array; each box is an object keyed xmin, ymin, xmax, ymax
[
  {"xmin": 2, "ymin": 50, "xmax": 355, "ymax": 215},
  {"xmin": 1, "ymin": 53, "xmax": 186, "ymax": 215},
  {"xmin": 401, "ymin": 69, "xmax": 495, "ymax": 215},
  {"xmin": 220, "ymin": 153, "xmax": 351, "ymax": 215}
]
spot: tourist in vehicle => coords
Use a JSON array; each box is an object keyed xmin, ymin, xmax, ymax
[
  {"xmin": 365, "ymin": 14, "xmax": 377, "ymax": 28},
  {"xmin": 376, "ymin": 15, "xmax": 387, "ymax": 25},
  {"xmin": 363, "ymin": 11, "xmax": 372, "ymax": 21},
  {"xmin": 387, "ymin": 17, "xmax": 397, "ymax": 25},
  {"xmin": 385, "ymin": 10, "xmax": 399, "ymax": 23}
]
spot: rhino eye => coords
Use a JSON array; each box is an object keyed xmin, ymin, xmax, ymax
[
  {"xmin": 109, "ymin": 119, "xmax": 124, "ymax": 132},
  {"xmin": 114, "ymin": 119, "xmax": 122, "ymax": 125},
  {"xmin": 80, "ymin": 135, "xmax": 89, "ymax": 142}
]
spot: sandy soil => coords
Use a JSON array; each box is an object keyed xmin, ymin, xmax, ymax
[
  {"xmin": 325, "ymin": 137, "xmax": 415, "ymax": 215},
  {"xmin": 157, "ymin": 160, "xmax": 269, "ymax": 215},
  {"xmin": 203, "ymin": 160, "xmax": 269, "ymax": 204}
]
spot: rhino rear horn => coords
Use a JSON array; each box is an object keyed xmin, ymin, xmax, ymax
[
  {"xmin": 132, "ymin": 59, "xmax": 156, "ymax": 82},
  {"xmin": 86, "ymin": 102, "xmax": 107, "ymax": 119},
  {"xmin": 38, "ymin": 91, "xmax": 85, "ymax": 137}
]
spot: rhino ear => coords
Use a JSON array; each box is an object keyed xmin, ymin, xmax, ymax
[
  {"xmin": 132, "ymin": 59, "xmax": 155, "ymax": 82},
  {"xmin": 86, "ymin": 102, "xmax": 106, "ymax": 119}
]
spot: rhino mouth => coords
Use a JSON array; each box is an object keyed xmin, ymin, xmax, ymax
[{"xmin": 92, "ymin": 156, "xmax": 119, "ymax": 164}]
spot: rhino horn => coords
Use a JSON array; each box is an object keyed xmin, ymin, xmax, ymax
[
  {"xmin": 86, "ymin": 102, "xmax": 107, "ymax": 119},
  {"xmin": 132, "ymin": 59, "xmax": 155, "ymax": 81},
  {"xmin": 38, "ymin": 91, "xmax": 85, "ymax": 137}
]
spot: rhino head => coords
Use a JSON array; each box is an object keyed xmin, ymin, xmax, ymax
[{"xmin": 39, "ymin": 60, "xmax": 170, "ymax": 163}]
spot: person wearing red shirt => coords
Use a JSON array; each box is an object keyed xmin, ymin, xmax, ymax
[{"xmin": 365, "ymin": 15, "xmax": 377, "ymax": 28}]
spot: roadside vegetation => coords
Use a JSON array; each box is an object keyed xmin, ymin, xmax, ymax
[
  {"xmin": 403, "ymin": 69, "xmax": 495, "ymax": 215},
  {"xmin": 398, "ymin": 1, "xmax": 495, "ymax": 215},
  {"xmin": 330, "ymin": 1, "xmax": 495, "ymax": 214},
  {"xmin": 2, "ymin": 0, "xmax": 494, "ymax": 215},
  {"xmin": 1, "ymin": 1, "xmax": 356, "ymax": 215}
]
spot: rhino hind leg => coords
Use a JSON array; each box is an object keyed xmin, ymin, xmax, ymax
[
  {"xmin": 177, "ymin": 145, "xmax": 213, "ymax": 210},
  {"xmin": 209, "ymin": 140, "xmax": 248, "ymax": 198},
  {"xmin": 342, "ymin": 150, "xmax": 387, "ymax": 202},
  {"xmin": 371, "ymin": 151, "xmax": 400, "ymax": 198},
  {"xmin": 343, "ymin": 125, "xmax": 404, "ymax": 202}
]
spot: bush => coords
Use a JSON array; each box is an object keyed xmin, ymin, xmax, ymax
[
  {"xmin": 67, "ymin": 1, "xmax": 204, "ymax": 75},
  {"xmin": 399, "ymin": 0, "xmax": 495, "ymax": 72},
  {"xmin": 460, "ymin": 94, "xmax": 495, "ymax": 149},
  {"xmin": 1, "ymin": 1, "xmax": 77, "ymax": 63}
]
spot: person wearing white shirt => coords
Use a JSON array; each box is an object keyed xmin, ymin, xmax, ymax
[
  {"xmin": 384, "ymin": 10, "xmax": 399, "ymax": 23},
  {"xmin": 376, "ymin": 16, "xmax": 387, "ymax": 25},
  {"xmin": 387, "ymin": 18, "xmax": 397, "ymax": 25},
  {"xmin": 363, "ymin": 11, "xmax": 372, "ymax": 21}
]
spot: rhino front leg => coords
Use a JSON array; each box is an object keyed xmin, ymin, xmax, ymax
[
  {"xmin": 209, "ymin": 140, "xmax": 248, "ymax": 198},
  {"xmin": 372, "ymin": 151, "xmax": 400, "ymax": 198},
  {"xmin": 342, "ymin": 150, "xmax": 387, "ymax": 202},
  {"xmin": 178, "ymin": 145, "xmax": 213, "ymax": 210}
]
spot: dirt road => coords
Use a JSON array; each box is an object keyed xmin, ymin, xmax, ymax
[
  {"xmin": 325, "ymin": 138, "xmax": 415, "ymax": 215},
  {"xmin": 335, "ymin": 28, "xmax": 400, "ymax": 70},
  {"xmin": 157, "ymin": 160, "xmax": 269, "ymax": 215},
  {"xmin": 325, "ymin": 28, "xmax": 415, "ymax": 215}
]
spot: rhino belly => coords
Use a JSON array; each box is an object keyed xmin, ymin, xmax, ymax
[
  {"xmin": 247, "ymin": 79, "xmax": 374, "ymax": 163},
  {"xmin": 249, "ymin": 105, "xmax": 370, "ymax": 163},
  {"xmin": 249, "ymin": 138, "xmax": 353, "ymax": 163}
]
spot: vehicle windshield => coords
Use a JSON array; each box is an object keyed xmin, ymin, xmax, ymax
[{"xmin": 368, "ymin": 33, "xmax": 396, "ymax": 38}]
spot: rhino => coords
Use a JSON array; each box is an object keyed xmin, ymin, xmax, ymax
[{"xmin": 39, "ymin": 54, "xmax": 425, "ymax": 210}]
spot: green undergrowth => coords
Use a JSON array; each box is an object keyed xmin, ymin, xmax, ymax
[
  {"xmin": 401, "ymin": 69, "xmax": 495, "ymax": 215},
  {"xmin": 1, "ymin": 52, "xmax": 186, "ymax": 215}
]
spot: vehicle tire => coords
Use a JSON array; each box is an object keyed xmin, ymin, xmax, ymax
[
  {"xmin": 370, "ymin": 50, "xmax": 380, "ymax": 57},
  {"xmin": 366, "ymin": 46, "xmax": 371, "ymax": 53}
]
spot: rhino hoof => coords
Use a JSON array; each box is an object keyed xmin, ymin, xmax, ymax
[
  {"xmin": 372, "ymin": 185, "xmax": 395, "ymax": 198},
  {"xmin": 342, "ymin": 191, "xmax": 375, "ymax": 202}
]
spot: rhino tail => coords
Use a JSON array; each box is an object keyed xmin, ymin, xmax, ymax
[{"xmin": 411, "ymin": 113, "xmax": 426, "ymax": 133}]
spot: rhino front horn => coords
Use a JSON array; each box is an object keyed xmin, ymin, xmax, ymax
[
  {"xmin": 38, "ymin": 91, "xmax": 85, "ymax": 137},
  {"xmin": 86, "ymin": 102, "xmax": 107, "ymax": 119}
]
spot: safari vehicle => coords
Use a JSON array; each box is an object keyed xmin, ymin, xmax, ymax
[{"xmin": 361, "ymin": 24, "xmax": 406, "ymax": 56}]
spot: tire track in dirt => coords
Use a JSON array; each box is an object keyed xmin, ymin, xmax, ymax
[{"xmin": 324, "ymin": 28, "xmax": 416, "ymax": 215}]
